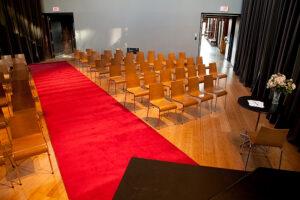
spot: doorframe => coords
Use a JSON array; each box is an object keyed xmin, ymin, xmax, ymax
[
  {"xmin": 198, "ymin": 13, "xmax": 241, "ymax": 57},
  {"xmin": 42, "ymin": 12, "xmax": 76, "ymax": 58}
]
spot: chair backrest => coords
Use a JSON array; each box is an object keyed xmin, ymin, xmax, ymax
[
  {"xmin": 104, "ymin": 50, "xmax": 112, "ymax": 59},
  {"xmin": 87, "ymin": 54, "xmax": 95, "ymax": 65},
  {"xmin": 209, "ymin": 62, "xmax": 218, "ymax": 75},
  {"xmin": 154, "ymin": 60, "xmax": 163, "ymax": 71},
  {"xmin": 188, "ymin": 77, "xmax": 199, "ymax": 93},
  {"xmin": 95, "ymin": 59, "xmax": 105, "ymax": 69},
  {"xmin": 140, "ymin": 61, "xmax": 150, "ymax": 73},
  {"xmin": 157, "ymin": 52, "xmax": 165, "ymax": 62},
  {"xmin": 168, "ymin": 52, "xmax": 176, "ymax": 61},
  {"xmin": 204, "ymin": 75, "xmax": 214, "ymax": 93},
  {"xmin": 148, "ymin": 50, "xmax": 155, "ymax": 63},
  {"xmin": 160, "ymin": 69, "xmax": 172, "ymax": 82},
  {"xmin": 175, "ymin": 67, "xmax": 185, "ymax": 80},
  {"xmin": 109, "ymin": 65, "xmax": 121, "ymax": 77},
  {"xmin": 178, "ymin": 52, "xmax": 186, "ymax": 60},
  {"xmin": 15, "ymin": 54, "xmax": 27, "ymax": 65},
  {"xmin": 187, "ymin": 65, "xmax": 197, "ymax": 78},
  {"xmin": 176, "ymin": 58, "xmax": 185, "ymax": 68},
  {"xmin": 125, "ymin": 63, "xmax": 136, "ymax": 75},
  {"xmin": 198, "ymin": 64, "xmax": 206, "ymax": 77},
  {"xmin": 126, "ymin": 74, "xmax": 140, "ymax": 88},
  {"xmin": 255, "ymin": 126, "xmax": 288, "ymax": 148},
  {"xmin": 144, "ymin": 71, "xmax": 157, "ymax": 85},
  {"xmin": 149, "ymin": 83, "xmax": 164, "ymax": 101},
  {"xmin": 166, "ymin": 59, "xmax": 174, "ymax": 70},
  {"xmin": 186, "ymin": 57, "xmax": 194, "ymax": 66},
  {"xmin": 136, "ymin": 51, "xmax": 144, "ymax": 63},
  {"xmin": 171, "ymin": 80, "xmax": 185, "ymax": 98},
  {"xmin": 1, "ymin": 55, "xmax": 13, "ymax": 66},
  {"xmin": 196, "ymin": 56, "xmax": 203, "ymax": 66}
]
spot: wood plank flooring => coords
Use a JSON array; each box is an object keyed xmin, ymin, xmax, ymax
[{"xmin": 1, "ymin": 58, "xmax": 300, "ymax": 200}]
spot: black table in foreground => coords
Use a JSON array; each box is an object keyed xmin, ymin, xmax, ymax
[
  {"xmin": 238, "ymin": 96, "xmax": 269, "ymax": 131},
  {"xmin": 113, "ymin": 158, "xmax": 300, "ymax": 200}
]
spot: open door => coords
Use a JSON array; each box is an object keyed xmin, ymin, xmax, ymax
[{"xmin": 43, "ymin": 12, "xmax": 76, "ymax": 58}]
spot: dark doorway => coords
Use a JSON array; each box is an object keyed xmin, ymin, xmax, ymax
[
  {"xmin": 198, "ymin": 13, "xmax": 240, "ymax": 65},
  {"xmin": 43, "ymin": 13, "xmax": 76, "ymax": 58}
]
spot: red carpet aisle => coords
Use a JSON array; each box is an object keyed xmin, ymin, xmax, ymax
[{"xmin": 30, "ymin": 62, "xmax": 196, "ymax": 200}]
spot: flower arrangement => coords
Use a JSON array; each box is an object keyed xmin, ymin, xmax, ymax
[{"xmin": 267, "ymin": 73, "xmax": 296, "ymax": 95}]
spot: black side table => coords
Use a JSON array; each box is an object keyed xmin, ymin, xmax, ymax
[
  {"xmin": 238, "ymin": 96, "xmax": 269, "ymax": 131},
  {"xmin": 238, "ymin": 96, "xmax": 269, "ymax": 153}
]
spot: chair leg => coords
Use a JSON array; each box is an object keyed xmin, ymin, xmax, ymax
[
  {"xmin": 279, "ymin": 149, "xmax": 283, "ymax": 169},
  {"xmin": 47, "ymin": 152, "xmax": 54, "ymax": 174},
  {"xmin": 181, "ymin": 108, "xmax": 184, "ymax": 124},
  {"xmin": 224, "ymin": 95, "xmax": 227, "ymax": 109},
  {"xmin": 156, "ymin": 110, "xmax": 160, "ymax": 129},
  {"xmin": 215, "ymin": 97, "xmax": 218, "ymax": 111},
  {"xmin": 14, "ymin": 164, "xmax": 22, "ymax": 185},
  {"xmin": 133, "ymin": 96, "xmax": 136, "ymax": 111},
  {"xmin": 114, "ymin": 83, "xmax": 117, "ymax": 94},
  {"xmin": 146, "ymin": 105, "xmax": 150, "ymax": 120},
  {"xmin": 245, "ymin": 145, "xmax": 253, "ymax": 171},
  {"xmin": 196, "ymin": 104, "xmax": 199, "ymax": 119},
  {"xmin": 225, "ymin": 78, "xmax": 227, "ymax": 89},
  {"xmin": 124, "ymin": 92, "xmax": 127, "ymax": 106},
  {"xmin": 108, "ymin": 80, "xmax": 110, "ymax": 92}
]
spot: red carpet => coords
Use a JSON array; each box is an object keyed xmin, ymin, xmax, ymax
[{"xmin": 30, "ymin": 61, "xmax": 196, "ymax": 200}]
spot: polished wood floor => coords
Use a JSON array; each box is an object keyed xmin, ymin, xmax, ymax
[{"xmin": 1, "ymin": 51, "xmax": 300, "ymax": 199}]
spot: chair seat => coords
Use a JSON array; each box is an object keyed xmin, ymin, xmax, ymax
[
  {"xmin": 109, "ymin": 76, "xmax": 125, "ymax": 84},
  {"xmin": 189, "ymin": 91, "xmax": 213, "ymax": 102},
  {"xmin": 97, "ymin": 68, "xmax": 109, "ymax": 75},
  {"xmin": 248, "ymin": 131, "xmax": 283, "ymax": 147},
  {"xmin": 208, "ymin": 87, "xmax": 227, "ymax": 97},
  {"xmin": 80, "ymin": 59, "xmax": 88, "ymax": 63},
  {"xmin": 172, "ymin": 95, "xmax": 198, "ymax": 107},
  {"xmin": 218, "ymin": 73, "xmax": 227, "ymax": 79},
  {"xmin": 12, "ymin": 133, "xmax": 48, "ymax": 161},
  {"xmin": 127, "ymin": 87, "xmax": 149, "ymax": 97},
  {"xmin": 150, "ymin": 99, "xmax": 177, "ymax": 112}
]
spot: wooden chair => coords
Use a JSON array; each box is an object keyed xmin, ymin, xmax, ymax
[
  {"xmin": 143, "ymin": 71, "xmax": 157, "ymax": 89},
  {"xmin": 176, "ymin": 58, "xmax": 185, "ymax": 68},
  {"xmin": 104, "ymin": 50, "xmax": 112, "ymax": 60},
  {"xmin": 187, "ymin": 65, "xmax": 197, "ymax": 78},
  {"xmin": 14, "ymin": 54, "xmax": 27, "ymax": 65},
  {"xmin": 171, "ymin": 80, "xmax": 198, "ymax": 122},
  {"xmin": 186, "ymin": 57, "xmax": 195, "ymax": 66},
  {"xmin": 79, "ymin": 52, "xmax": 88, "ymax": 70},
  {"xmin": 168, "ymin": 52, "xmax": 176, "ymax": 62},
  {"xmin": 124, "ymin": 74, "xmax": 149, "ymax": 111},
  {"xmin": 5, "ymin": 112, "xmax": 54, "ymax": 184},
  {"xmin": 196, "ymin": 56, "xmax": 203, "ymax": 66},
  {"xmin": 157, "ymin": 52, "xmax": 166, "ymax": 65},
  {"xmin": 165, "ymin": 59, "xmax": 175, "ymax": 71},
  {"xmin": 153, "ymin": 60, "xmax": 163, "ymax": 74},
  {"xmin": 209, "ymin": 62, "xmax": 228, "ymax": 87},
  {"xmin": 204, "ymin": 75, "xmax": 227, "ymax": 111},
  {"xmin": 1, "ymin": 55, "xmax": 13, "ymax": 68},
  {"xmin": 244, "ymin": 126, "xmax": 289, "ymax": 171},
  {"xmin": 198, "ymin": 63, "xmax": 206, "ymax": 83},
  {"xmin": 136, "ymin": 51, "xmax": 145, "ymax": 65},
  {"xmin": 188, "ymin": 77, "xmax": 213, "ymax": 114},
  {"xmin": 175, "ymin": 67, "xmax": 186, "ymax": 81},
  {"xmin": 147, "ymin": 83, "xmax": 177, "ymax": 128},
  {"xmin": 108, "ymin": 65, "xmax": 125, "ymax": 94},
  {"xmin": 160, "ymin": 69, "xmax": 172, "ymax": 89},
  {"xmin": 178, "ymin": 52, "xmax": 186, "ymax": 61},
  {"xmin": 147, "ymin": 50, "xmax": 155, "ymax": 65}
]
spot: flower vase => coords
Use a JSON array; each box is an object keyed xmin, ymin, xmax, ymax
[{"xmin": 269, "ymin": 90, "xmax": 281, "ymax": 113}]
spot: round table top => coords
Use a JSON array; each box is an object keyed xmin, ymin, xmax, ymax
[{"xmin": 238, "ymin": 96, "xmax": 269, "ymax": 113}]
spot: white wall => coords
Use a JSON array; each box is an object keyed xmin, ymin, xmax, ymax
[{"xmin": 42, "ymin": 0, "xmax": 242, "ymax": 56}]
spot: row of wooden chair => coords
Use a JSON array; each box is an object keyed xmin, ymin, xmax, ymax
[{"xmin": 0, "ymin": 65, "xmax": 53, "ymax": 187}]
